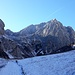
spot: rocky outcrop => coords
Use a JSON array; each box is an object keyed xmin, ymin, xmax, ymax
[
  {"xmin": 0, "ymin": 51, "xmax": 9, "ymax": 59},
  {"xmin": 0, "ymin": 19, "xmax": 5, "ymax": 35},
  {"xmin": 0, "ymin": 36, "xmax": 35, "ymax": 59},
  {"xmin": 5, "ymin": 29, "xmax": 14, "ymax": 36}
]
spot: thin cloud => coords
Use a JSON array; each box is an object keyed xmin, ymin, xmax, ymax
[{"xmin": 46, "ymin": 8, "xmax": 63, "ymax": 20}]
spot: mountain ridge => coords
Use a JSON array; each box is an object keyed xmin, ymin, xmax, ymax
[{"xmin": 0, "ymin": 19, "xmax": 75, "ymax": 59}]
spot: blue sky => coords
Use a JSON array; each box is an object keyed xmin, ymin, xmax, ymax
[{"xmin": 0, "ymin": 0, "xmax": 75, "ymax": 32}]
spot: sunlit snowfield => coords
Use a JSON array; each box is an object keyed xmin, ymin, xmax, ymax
[{"xmin": 0, "ymin": 50, "xmax": 75, "ymax": 75}]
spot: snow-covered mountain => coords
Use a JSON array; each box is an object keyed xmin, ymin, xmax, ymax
[
  {"xmin": 0, "ymin": 19, "xmax": 75, "ymax": 75},
  {"xmin": 15, "ymin": 19, "xmax": 75, "ymax": 55},
  {"xmin": 0, "ymin": 19, "xmax": 75, "ymax": 59},
  {"xmin": 0, "ymin": 50, "xmax": 75, "ymax": 75}
]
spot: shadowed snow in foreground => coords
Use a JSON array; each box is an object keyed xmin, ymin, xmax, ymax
[{"xmin": 0, "ymin": 50, "xmax": 75, "ymax": 75}]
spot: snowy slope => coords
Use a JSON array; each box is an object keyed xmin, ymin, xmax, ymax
[
  {"xmin": 0, "ymin": 50, "xmax": 75, "ymax": 75},
  {"xmin": 0, "ymin": 58, "xmax": 8, "ymax": 68}
]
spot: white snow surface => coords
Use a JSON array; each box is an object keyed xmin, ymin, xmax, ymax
[
  {"xmin": 0, "ymin": 50, "xmax": 75, "ymax": 75},
  {"xmin": 0, "ymin": 58, "xmax": 8, "ymax": 68}
]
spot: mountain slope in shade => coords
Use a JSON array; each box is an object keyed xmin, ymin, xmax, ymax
[
  {"xmin": 0, "ymin": 50, "xmax": 75, "ymax": 75},
  {"xmin": 0, "ymin": 19, "xmax": 35, "ymax": 59}
]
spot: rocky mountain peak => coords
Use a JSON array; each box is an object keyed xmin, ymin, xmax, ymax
[
  {"xmin": 36, "ymin": 19, "xmax": 65, "ymax": 37},
  {"xmin": 51, "ymin": 18, "xmax": 58, "ymax": 22},
  {"xmin": 48, "ymin": 18, "xmax": 59, "ymax": 23},
  {"xmin": 44, "ymin": 19, "xmax": 63, "ymax": 32}
]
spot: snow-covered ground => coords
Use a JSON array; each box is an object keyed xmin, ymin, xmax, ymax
[
  {"xmin": 0, "ymin": 50, "xmax": 75, "ymax": 75},
  {"xmin": 0, "ymin": 58, "xmax": 8, "ymax": 68}
]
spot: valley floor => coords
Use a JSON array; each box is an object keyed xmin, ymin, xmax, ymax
[{"xmin": 0, "ymin": 50, "xmax": 75, "ymax": 75}]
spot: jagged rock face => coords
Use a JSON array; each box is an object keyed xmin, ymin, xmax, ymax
[
  {"xmin": 0, "ymin": 19, "xmax": 5, "ymax": 35},
  {"xmin": 15, "ymin": 19, "xmax": 75, "ymax": 55},
  {"xmin": 35, "ymin": 19, "xmax": 72, "ymax": 49},
  {"xmin": 66, "ymin": 26, "xmax": 75, "ymax": 44},
  {"xmin": 0, "ymin": 41, "xmax": 9, "ymax": 59},
  {"xmin": 0, "ymin": 36, "xmax": 23, "ymax": 58},
  {"xmin": 0, "ymin": 36, "xmax": 35, "ymax": 59},
  {"xmin": 5, "ymin": 19, "xmax": 75, "ymax": 57}
]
